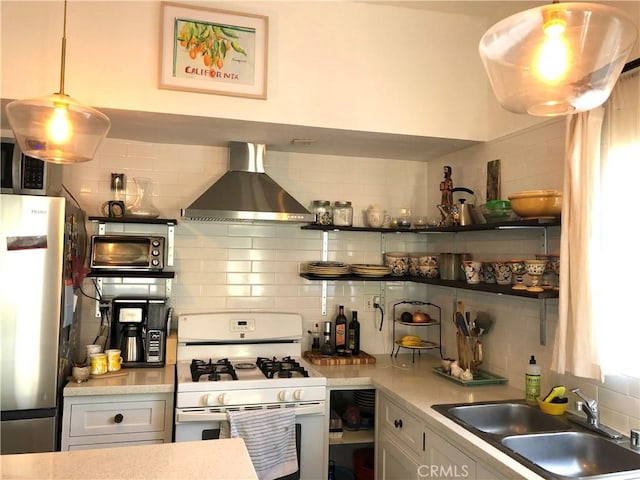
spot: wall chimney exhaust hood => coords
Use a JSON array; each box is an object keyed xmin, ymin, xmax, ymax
[{"xmin": 181, "ymin": 142, "xmax": 315, "ymax": 223}]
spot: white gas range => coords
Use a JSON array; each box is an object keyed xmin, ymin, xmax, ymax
[{"xmin": 174, "ymin": 312, "xmax": 327, "ymax": 480}]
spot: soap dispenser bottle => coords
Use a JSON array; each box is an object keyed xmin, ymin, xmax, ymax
[{"xmin": 526, "ymin": 355, "xmax": 541, "ymax": 404}]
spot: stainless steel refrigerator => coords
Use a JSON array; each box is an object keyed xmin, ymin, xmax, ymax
[{"xmin": 0, "ymin": 193, "xmax": 84, "ymax": 454}]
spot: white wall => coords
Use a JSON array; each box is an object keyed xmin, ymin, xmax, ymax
[{"xmin": 0, "ymin": 1, "xmax": 490, "ymax": 140}]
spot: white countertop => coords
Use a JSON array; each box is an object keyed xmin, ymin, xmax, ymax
[
  {"xmin": 311, "ymin": 353, "xmax": 547, "ymax": 480},
  {"xmin": 0, "ymin": 439, "xmax": 257, "ymax": 480},
  {"xmin": 63, "ymin": 365, "xmax": 175, "ymax": 396}
]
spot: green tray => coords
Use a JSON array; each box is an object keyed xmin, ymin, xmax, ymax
[{"xmin": 433, "ymin": 366, "xmax": 508, "ymax": 386}]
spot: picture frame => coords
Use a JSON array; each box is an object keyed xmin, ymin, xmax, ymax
[{"xmin": 159, "ymin": 2, "xmax": 268, "ymax": 99}]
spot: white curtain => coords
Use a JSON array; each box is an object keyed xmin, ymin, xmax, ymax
[{"xmin": 552, "ymin": 70, "xmax": 640, "ymax": 381}]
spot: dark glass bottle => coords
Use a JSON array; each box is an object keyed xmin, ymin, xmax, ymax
[
  {"xmin": 348, "ymin": 310, "xmax": 360, "ymax": 355},
  {"xmin": 334, "ymin": 305, "xmax": 347, "ymax": 353}
]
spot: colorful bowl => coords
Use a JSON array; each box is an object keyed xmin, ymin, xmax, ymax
[{"xmin": 509, "ymin": 190, "xmax": 562, "ymax": 219}]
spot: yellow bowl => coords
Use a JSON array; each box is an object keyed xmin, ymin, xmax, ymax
[
  {"xmin": 508, "ymin": 190, "xmax": 562, "ymax": 219},
  {"xmin": 537, "ymin": 397, "xmax": 567, "ymax": 415}
]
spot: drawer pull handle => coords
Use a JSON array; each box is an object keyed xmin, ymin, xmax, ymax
[
  {"xmin": 114, "ymin": 413, "xmax": 124, "ymax": 424},
  {"xmin": 394, "ymin": 419, "xmax": 403, "ymax": 428}
]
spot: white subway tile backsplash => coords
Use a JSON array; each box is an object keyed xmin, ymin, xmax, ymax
[{"xmin": 67, "ymin": 123, "xmax": 637, "ymax": 425}]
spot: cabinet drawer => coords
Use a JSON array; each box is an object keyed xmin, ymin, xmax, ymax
[
  {"xmin": 69, "ymin": 400, "xmax": 166, "ymax": 437},
  {"xmin": 378, "ymin": 394, "xmax": 424, "ymax": 457}
]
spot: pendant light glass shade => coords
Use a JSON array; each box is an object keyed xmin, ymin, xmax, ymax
[
  {"xmin": 479, "ymin": 2, "xmax": 638, "ymax": 116},
  {"xmin": 5, "ymin": 0, "xmax": 110, "ymax": 164},
  {"xmin": 6, "ymin": 93, "xmax": 110, "ymax": 164}
]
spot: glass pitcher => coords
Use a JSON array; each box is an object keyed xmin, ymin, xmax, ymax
[{"xmin": 127, "ymin": 177, "xmax": 160, "ymax": 218}]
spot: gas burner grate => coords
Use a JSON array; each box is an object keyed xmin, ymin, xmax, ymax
[
  {"xmin": 256, "ymin": 356, "xmax": 310, "ymax": 379},
  {"xmin": 190, "ymin": 358, "xmax": 238, "ymax": 382}
]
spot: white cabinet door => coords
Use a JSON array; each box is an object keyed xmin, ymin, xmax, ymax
[
  {"xmin": 377, "ymin": 432, "xmax": 422, "ymax": 480},
  {"xmin": 378, "ymin": 394, "xmax": 425, "ymax": 458},
  {"xmin": 427, "ymin": 426, "xmax": 476, "ymax": 480}
]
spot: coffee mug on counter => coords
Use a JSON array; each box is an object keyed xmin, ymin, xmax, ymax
[
  {"xmin": 105, "ymin": 349, "xmax": 122, "ymax": 372},
  {"xmin": 89, "ymin": 353, "xmax": 107, "ymax": 375},
  {"xmin": 86, "ymin": 344, "xmax": 102, "ymax": 360}
]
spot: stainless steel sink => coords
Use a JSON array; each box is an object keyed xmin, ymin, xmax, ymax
[
  {"xmin": 432, "ymin": 400, "xmax": 640, "ymax": 479},
  {"xmin": 445, "ymin": 402, "xmax": 570, "ymax": 435},
  {"xmin": 502, "ymin": 432, "xmax": 640, "ymax": 479}
]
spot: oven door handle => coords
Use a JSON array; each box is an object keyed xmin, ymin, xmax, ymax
[
  {"xmin": 176, "ymin": 411, "xmax": 229, "ymax": 423},
  {"xmin": 176, "ymin": 403, "xmax": 325, "ymax": 423}
]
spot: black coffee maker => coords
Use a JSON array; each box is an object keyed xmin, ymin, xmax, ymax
[{"xmin": 110, "ymin": 296, "xmax": 168, "ymax": 367}]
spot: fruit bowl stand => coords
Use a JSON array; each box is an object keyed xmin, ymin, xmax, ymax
[{"xmin": 391, "ymin": 300, "xmax": 442, "ymax": 362}]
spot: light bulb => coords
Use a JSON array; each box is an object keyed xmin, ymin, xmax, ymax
[
  {"xmin": 47, "ymin": 106, "xmax": 71, "ymax": 144},
  {"xmin": 535, "ymin": 6, "xmax": 569, "ymax": 83},
  {"xmin": 536, "ymin": 35, "xmax": 568, "ymax": 82}
]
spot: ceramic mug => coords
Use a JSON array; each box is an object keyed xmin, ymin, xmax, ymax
[
  {"xmin": 86, "ymin": 344, "xmax": 102, "ymax": 360},
  {"xmin": 482, "ymin": 262, "xmax": 496, "ymax": 284},
  {"xmin": 105, "ymin": 349, "xmax": 122, "ymax": 372},
  {"xmin": 493, "ymin": 261, "xmax": 513, "ymax": 285},
  {"xmin": 89, "ymin": 353, "xmax": 107, "ymax": 375},
  {"xmin": 462, "ymin": 260, "xmax": 483, "ymax": 284}
]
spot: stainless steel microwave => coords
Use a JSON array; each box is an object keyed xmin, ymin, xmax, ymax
[
  {"xmin": 1, "ymin": 137, "xmax": 62, "ymax": 195},
  {"xmin": 89, "ymin": 235, "xmax": 166, "ymax": 271}
]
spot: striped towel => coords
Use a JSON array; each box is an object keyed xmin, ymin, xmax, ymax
[{"xmin": 227, "ymin": 408, "xmax": 298, "ymax": 480}]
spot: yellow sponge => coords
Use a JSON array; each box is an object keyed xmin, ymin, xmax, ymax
[{"xmin": 543, "ymin": 385, "xmax": 566, "ymax": 403}]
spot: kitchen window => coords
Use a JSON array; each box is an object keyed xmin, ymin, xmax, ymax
[{"xmin": 553, "ymin": 65, "xmax": 640, "ymax": 380}]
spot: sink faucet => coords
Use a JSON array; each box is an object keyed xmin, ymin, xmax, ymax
[
  {"xmin": 569, "ymin": 388, "xmax": 622, "ymax": 440},
  {"xmin": 571, "ymin": 388, "xmax": 599, "ymax": 426}
]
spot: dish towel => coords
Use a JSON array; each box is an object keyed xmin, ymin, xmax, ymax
[{"xmin": 226, "ymin": 408, "xmax": 298, "ymax": 480}]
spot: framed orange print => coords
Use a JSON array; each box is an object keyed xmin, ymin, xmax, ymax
[{"xmin": 159, "ymin": 2, "xmax": 268, "ymax": 99}]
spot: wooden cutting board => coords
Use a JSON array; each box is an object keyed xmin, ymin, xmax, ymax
[{"xmin": 304, "ymin": 350, "xmax": 376, "ymax": 365}]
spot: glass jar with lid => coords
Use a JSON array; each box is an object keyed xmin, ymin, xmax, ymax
[
  {"xmin": 310, "ymin": 200, "xmax": 332, "ymax": 225},
  {"xmin": 333, "ymin": 201, "xmax": 353, "ymax": 226}
]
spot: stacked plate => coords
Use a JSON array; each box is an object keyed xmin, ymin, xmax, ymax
[
  {"xmin": 351, "ymin": 264, "xmax": 392, "ymax": 277},
  {"xmin": 303, "ymin": 261, "xmax": 350, "ymax": 277},
  {"xmin": 353, "ymin": 390, "xmax": 375, "ymax": 414}
]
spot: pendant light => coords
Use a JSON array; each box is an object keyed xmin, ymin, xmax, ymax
[
  {"xmin": 479, "ymin": 1, "xmax": 638, "ymax": 116},
  {"xmin": 5, "ymin": 0, "xmax": 110, "ymax": 164}
]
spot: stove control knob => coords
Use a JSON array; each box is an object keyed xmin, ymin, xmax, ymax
[
  {"xmin": 293, "ymin": 389, "xmax": 304, "ymax": 401},
  {"xmin": 278, "ymin": 390, "xmax": 291, "ymax": 402},
  {"xmin": 218, "ymin": 393, "xmax": 229, "ymax": 405},
  {"xmin": 203, "ymin": 394, "xmax": 217, "ymax": 406}
]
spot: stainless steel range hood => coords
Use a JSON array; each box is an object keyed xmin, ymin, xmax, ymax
[{"xmin": 181, "ymin": 142, "xmax": 315, "ymax": 223}]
